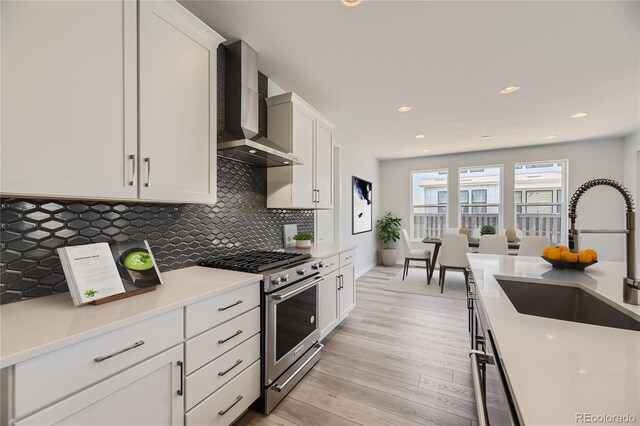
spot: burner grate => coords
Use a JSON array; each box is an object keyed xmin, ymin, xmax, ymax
[{"xmin": 200, "ymin": 251, "xmax": 311, "ymax": 273}]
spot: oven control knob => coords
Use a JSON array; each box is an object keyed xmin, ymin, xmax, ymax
[
  {"xmin": 271, "ymin": 276, "xmax": 281, "ymax": 286},
  {"xmin": 296, "ymin": 268, "xmax": 306, "ymax": 276},
  {"xmin": 311, "ymin": 263, "xmax": 319, "ymax": 270},
  {"xmin": 318, "ymin": 261, "xmax": 324, "ymax": 268},
  {"xmin": 281, "ymin": 274, "xmax": 289, "ymax": 282}
]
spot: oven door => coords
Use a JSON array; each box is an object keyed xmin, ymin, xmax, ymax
[{"xmin": 265, "ymin": 275, "xmax": 323, "ymax": 384}]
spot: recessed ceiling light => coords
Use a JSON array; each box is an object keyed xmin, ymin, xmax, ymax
[
  {"xmin": 571, "ymin": 112, "xmax": 588, "ymax": 118},
  {"xmin": 248, "ymin": 149, "xmax": 257, "ymax": 154},
  {"xmin": 283, "ymin": 161, "xmax": 289, "ymax": 164},
  {"xmin": 481, "ymin": 135, "xmax": 491, "ymax": 139},
  {"xmin": 397, "ymin": 106, "xmax": 412, "ymax": 113},
  {"xmin": 499, "ymin": 85, "xmax": 521, "ymax": 95},
  {"xmin": 422, "ymin": 149, "xmax": 430, "ymax": 153},
  {"xmin": 415, "ymin": 134, "xmax": 425, "ymax": 139},
  {"xmin": 341, "ymin": 0, "xmax": 362, "ymax": 6},
  {"xmin": 545, "ymin": 135, "xmax": 558, "ymax": 140}
]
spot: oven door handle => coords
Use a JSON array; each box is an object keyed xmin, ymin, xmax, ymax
[
  {"xmin": 271, "ymin": 276, "xmax": 324, "ymax": 302},
  {"xmin": 274, "ymin": 343, "xmax": 324, "ymax": 392},
  {"xmin": 470, "ymin": 349, "xmax": 495, "ymax": 426}
]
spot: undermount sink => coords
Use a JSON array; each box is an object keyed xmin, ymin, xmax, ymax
[{"xmin": 496, "ymin": 279, "xmax": 640, "ymax": 332}]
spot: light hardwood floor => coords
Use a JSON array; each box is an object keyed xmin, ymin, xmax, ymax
[{"xmin": 236, "ymin": 266, "xmax": 480, "ymax": 426}]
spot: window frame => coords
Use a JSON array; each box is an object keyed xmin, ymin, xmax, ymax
[
  {"xmin": 457, "ymin": 164, "xmax": 504, "ymax": 233},
  {"xmin": 410, "ymin": 168, "xmax": 449, "ymax": 241},
  {"xmin": 514, "ymin": 159, "xmax": 569, "ymax": 244}
]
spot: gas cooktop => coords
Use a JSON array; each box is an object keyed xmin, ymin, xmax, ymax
[{"xmin": 200, "ymin": 250, "xmax": 312, "ymax": 274}]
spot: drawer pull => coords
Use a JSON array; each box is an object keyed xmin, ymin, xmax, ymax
[
  {"xmin": 218, "ymin": 359, "xmax": 243, "ymax": 377},
  {"xmin": 94, "ymin": 340, "xmax": 145, "ymax": 363},
  {"xmin": 218, "ymin": 395, "xmax": 243, "ymax": 416},
  {"xmin": 176, "ymin": 360, "xmax": 184, "ymax": 396},
  {"xmin": 218, "ymin": 300, "xmax": 243, "ymax": 311},
  {"xmin": 218, "ymin": 329, "xmax": 243, "ymax": 344}
]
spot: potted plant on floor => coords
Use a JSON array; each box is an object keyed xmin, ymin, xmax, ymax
[
  {"xmin": 293, "ymin": 232, "xmax": 313, "ymax": 248},
  {"xmin": 376, "ymin": 212, "xmax": 402, "ymax": 267}
]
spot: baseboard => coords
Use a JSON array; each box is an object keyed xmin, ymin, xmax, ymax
[{"xmin": 356, "ymin": 263, "xmax": 376, "ymax": 278}]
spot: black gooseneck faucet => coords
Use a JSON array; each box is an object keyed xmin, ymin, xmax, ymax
[{"xmin": 568, "ymin": 178, "xmax": 639, "ymax": 305}]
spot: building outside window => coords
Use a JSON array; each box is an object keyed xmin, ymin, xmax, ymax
[
  {"xmin": 411, "ymin": 169, "xmax": 448, "ymax": 238},
  {"xmin": 458, "ymin": 166, "xmax": 502, "ymax": 235},
  {"xmin": 514, "ymin": 161, "xmax": 567, "ymax": 243}
]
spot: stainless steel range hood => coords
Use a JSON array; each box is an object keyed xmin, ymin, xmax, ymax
[{"xmin": 218, "ymin": 41, "xmax": 302, "ymax": 167}]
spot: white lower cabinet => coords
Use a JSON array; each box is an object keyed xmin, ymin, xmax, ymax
[
  {"xmin": 185, "ymin": 361, "xmax": 260, "ymax": 426},
  {"xmin": 15, "ymin": 345, "xmax": 184, "ymax": 426},
  {"xmin": 319, "ymin": 269, "xmax": 340, "ymax": 340},
  {"xmin": 339, "ymin": 263, "xmax": 356, "ymax": 321},
  {"xmin": 3, "ymin": 280, "xmax": 262, "ymax": 426},
  {"xmin": 319, "ymin": 250, "xmax": 356, "ymax": 339}
]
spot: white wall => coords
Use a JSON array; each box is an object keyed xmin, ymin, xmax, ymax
[
  {"xmin": 381, "ymin": 137, "xmax": 628, "ymax": 261},
  {"xmin": 335, "ymin": 130, "xmax": 381, "ymax": 277}
]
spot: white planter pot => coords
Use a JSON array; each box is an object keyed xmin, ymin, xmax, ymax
[
  {"xmin": 380, "ymin": 248, "xmax": 397, "ymax": 267},
  {"xmin": 296, "ymin": 240, "xmax": 311, "ymax": 248}
]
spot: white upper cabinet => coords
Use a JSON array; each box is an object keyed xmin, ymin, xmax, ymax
[
  {"xmin": 1, "ymin": 0, "xmax": 138, "ymax": 200},
  {"xmin": 138, "ymin": 0, "xmax": 223, "ymax": 204},
  {"xmin": 1, "ymin": 0, "xmax": 223, "ymax": 204},
  {"xmin": 266, "ymin": 93, "xmax": 335, "ymax": 210}
]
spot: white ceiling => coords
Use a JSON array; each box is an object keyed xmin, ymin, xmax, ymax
[{"xmin": 180, "ymin": 0, "xmax": 640, "ymax": 160}]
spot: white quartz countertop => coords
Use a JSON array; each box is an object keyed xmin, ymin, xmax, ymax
[
  {"xmin": 468, "ymin": 254, "xmax": 640, "ymax": 425},
  {"xmin": 0, "ymin": 266, "xmax": 261, "ymax": 368},
  {"xmin": 285, "ymin": 243, "xmax": 356, "ymax": 259}
]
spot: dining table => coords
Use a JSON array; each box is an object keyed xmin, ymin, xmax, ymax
[{"xmin": 421, "ymin": 236, "xmax": 521, "ymax": 282}]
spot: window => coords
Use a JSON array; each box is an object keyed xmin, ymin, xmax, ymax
[
  {"xmin": 459, "ymin": 166, "xmax": 502, "ymax": 235},
  {"xmin": 514, "ymin": 161, "xmax": 567, "ymax": 244},
  {"xmin": 411, "ymin": 169, "xmax": 448, "ymax": 238},
  {"xmin": 459, "ymin": 190, "xmax": 469, "ymax": 213}
]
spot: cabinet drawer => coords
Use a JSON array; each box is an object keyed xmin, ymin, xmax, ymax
[
  {"xmin": 340, "ymin": 249, "xmax": 355, "ymax": 266},
  {"xmin": 186, "ymin": 360, "xmax": 260, "ymax": 426},
  {"xmin": 14, "ymin": 309, "xmax": 183, "ymax": 418},
  {"xmin": 322, "ymin": 254, "xmax": 339, "ymax": 274},
  {"xmin": 186, "ymin": 282, "xmax": 260, "ymax": 338},
  {"xmin": 185, "ymin": 334, "xmax": 260, "ymax": 410},
  {"xmin": 185, "ymin": 307, "xmax": 260, "ymax": 374}
]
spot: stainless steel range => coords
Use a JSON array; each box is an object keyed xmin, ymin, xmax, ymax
[{"xmin": 201, "ymin": 251, "xmax": 325, "ymax": 414}]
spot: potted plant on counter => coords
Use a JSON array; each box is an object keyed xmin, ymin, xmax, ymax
[
  {"xmin": 293, "ymin": 232, "xmax": 313, "ymax": 248},
  {"xmin": 376, "ymin": 212, "xmax": 402, "ymax": 267}
]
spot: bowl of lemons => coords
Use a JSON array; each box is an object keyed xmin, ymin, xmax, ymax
[{"xmin": 542, "ymin": 246, "xmax": 598, "ymax": 271}]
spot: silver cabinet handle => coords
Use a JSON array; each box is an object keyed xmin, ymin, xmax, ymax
[
  {"xmin": 274, "ymin": 344, "xmax": 324, "ymax": 392},
  {"xmin": 176, "ymin": 360, "xmax": 184, "ymax": 396},
  {"xmin": 317, "ymin": 189, "xmax": 320, "ymax": 204},
  {"xmin": 218, "ymin": 300, "xmax": 243, "ymax": 311},
  {"xmin": 469, "ymin": 349, "xmax": 495, "ymax": 426},
  {"xmin": 144, "ymin": 157, "xmax": 151, "ymax": 187},
  {"xmin": 272, "ymin": 276, "xmax": 324, "ymax": 301},
  {"xmin": 94, "ymin": 340, "xmax": 144, "ymax": 362},
  {"xmin": 218, "ymin": 359, "xmax": 243, "ymax": 376},
  {"xmin": 128, "ymin": 154, "xmax": 136, "ymax": 186},
  {"xmin": 218, "ymin": 329, "xmax": 243, "ymax": 344},
  {"xmin": 218, "ymin": 395, "xmax": 243, "ymax": 416}
]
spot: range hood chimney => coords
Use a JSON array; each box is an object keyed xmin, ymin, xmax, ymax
[{"xmin": 218, "ymin": 41, "xmax": 302, "ymax": 167}]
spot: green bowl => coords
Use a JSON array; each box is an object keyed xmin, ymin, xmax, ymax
[{"xmin": 120, "ymin": 248, "xmax": 154, "ymax": 271}]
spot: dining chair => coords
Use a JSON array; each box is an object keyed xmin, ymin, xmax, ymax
[
  {"xmin": 438, "ymin": 234, "xmax": 470, "ymax": 293},
  {"xmin": 401, "ymin": 229, "xmax": 432, "ymax": 281},
  {"xmin": 478, "ymin": 235, "xmax": 508, "ymax": 255},
  {"xmin": 518, "ymin": 236, "xmax": 549, "ymax": 257}
]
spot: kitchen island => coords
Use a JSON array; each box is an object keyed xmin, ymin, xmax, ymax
[{"xmin": 468, "ymin": 253, "xmax": 640, "ymax": 425}]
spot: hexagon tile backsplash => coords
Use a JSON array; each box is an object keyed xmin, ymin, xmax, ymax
[{"xmin": 0, "ymin": 158, "xmax": 314, "ymax": 304}]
